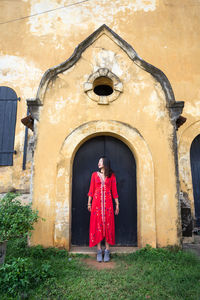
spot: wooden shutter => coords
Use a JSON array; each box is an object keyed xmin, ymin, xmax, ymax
[{"xmin": 0, "ymin": 86, "xmax": 19, "ymax": 166}]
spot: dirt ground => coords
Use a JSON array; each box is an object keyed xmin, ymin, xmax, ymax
[{"xmin": 81, "ymin": 257, "xmax": 116, "ymax": 270}]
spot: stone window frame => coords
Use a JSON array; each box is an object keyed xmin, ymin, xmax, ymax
[{"xmin": 83, "ymin": 68, "xmax": 123, "ymax": 105}]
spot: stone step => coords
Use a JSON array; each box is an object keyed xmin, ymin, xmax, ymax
[{"xmin": 70, "ymin": 246, "xmax": 138, "ymax": 255}]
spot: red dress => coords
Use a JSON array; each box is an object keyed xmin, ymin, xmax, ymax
[{"xmin": 88, "ymin": 171, "xmax": 118, "ymax": 247}]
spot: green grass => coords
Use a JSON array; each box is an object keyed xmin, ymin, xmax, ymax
[{"xmin": 1, "ymin": 239, "xmax": 200, "ymax": 299}]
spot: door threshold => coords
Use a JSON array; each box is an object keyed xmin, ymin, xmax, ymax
[{"xmin": 70, "ymin": 245, "xmax": 138, "ymax": 254}]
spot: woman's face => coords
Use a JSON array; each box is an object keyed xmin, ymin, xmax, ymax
[{"xmin": 98, "ymin": 158, "xmax": 104, "ymax": 169}]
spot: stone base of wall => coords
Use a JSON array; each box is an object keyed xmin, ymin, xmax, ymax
[{"xmin": 182, "ymin": 236, "xmax": 194, "ymax": 244}]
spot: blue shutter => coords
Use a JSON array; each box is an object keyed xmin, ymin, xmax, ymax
[{"xmin": 0, "ymin": 86, "xmax": 19, "ymax": 166}]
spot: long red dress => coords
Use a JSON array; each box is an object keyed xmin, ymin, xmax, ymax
[{"xmin": 88, "ymin": 171, "xmax": 118, "ymax": 247}]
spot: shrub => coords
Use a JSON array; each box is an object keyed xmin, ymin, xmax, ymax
[
  {"xmin": 0, "ymin": 257, "xmax": 53, "ymax": 296},
  {"xmin": 0, "ymin": 193, "xmax": 39, "ymax": 242}
]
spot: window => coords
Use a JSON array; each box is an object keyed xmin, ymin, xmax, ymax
[
  {"xmin": 93, "ymin": 76, "xmax": 113, "ymax": 96},
  {"xmin": 0, "ymin": 86, "xmax": 19, "ymax": 166},
  {"xmin": 84, "ymin": 68, "xmax": 123, "ymax": 105}
]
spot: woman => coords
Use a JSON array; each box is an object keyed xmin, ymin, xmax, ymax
[{"xmin": 88, "ymin": 156, "xmax": 119, "ymax": 262}]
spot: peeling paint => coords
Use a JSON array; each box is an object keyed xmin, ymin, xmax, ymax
[
  {"xmin": 28, "ymin": 0, "xmax": 156, "ymax": 37},
  {"xmin": 15, "ymin": 131, "xmax": 26, "ymax": 152},
  {"xmin": 91, "ymin": 48, "xmax": 133, "ymax": 83},
  {"xmin": 55, "ymin": 223, "xmax": 62, "ymax": 232},
  {"xmin": 184, "ymin": 101, "xmax": 200, "ymax": 117},
  {"xmin": 44, "ymin": 193, "xmax": 51, "ymax": 206},
  {"xmin": 93, "ymin": 50, "xmax": 123, "ymax": 75},
  {"xmin": 57, "ymin": 168, "xmax": 65, "ymax": 178},
  {"xmin": 0, "ymin": 55, "xmax": 43, "ymax": 98},
  {"xmin": 47, "ymin": 97, "xmax": 67, "ymax": 124},
  {"xmin": 131, "ymin": 81, "xmax": 148, "ymax": 95},
  {"xmin": 179, "ymin": 155, "xmax": 191, "ymax": 186},
  {"xmin": 161, "ymin": 194, "xmax": 169, "ymax": 209},
  {"xmin": 143, "ymin": 91, "xmax": 166, "ymax": 120}
]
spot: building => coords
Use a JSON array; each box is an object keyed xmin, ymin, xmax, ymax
[{"xmin": 0, "ymin": 0, "xmax": 199, "ymax": 249}]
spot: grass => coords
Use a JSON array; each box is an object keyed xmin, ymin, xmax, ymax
[{"xmin": 1, "ymin": 239, "xmax": 200, "ymax": 299}]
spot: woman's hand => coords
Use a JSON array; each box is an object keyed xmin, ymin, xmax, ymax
[
  {"xmin": 88, "ymin": 196, "xmax": 92, "ymax": 212},
  {"xmin": 88, "ymin": 204, "xmax": 92, "ymax": 212},
  {"xmin": 115, "ymin": 204, "xmax": 119, "ymax": 215}
]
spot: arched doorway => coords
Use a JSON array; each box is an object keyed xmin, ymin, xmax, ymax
[
  {"xmin": 71, "ymin": 135, "xmax": 137, "ymax": 246},
  {"xmin": 190, "ymin": 134, "xmax": 200, "ymax": 227}
]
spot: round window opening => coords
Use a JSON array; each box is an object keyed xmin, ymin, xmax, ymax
[{"xmin": 93, "ymin": 76, "xmax": 113, "ymax": 96}]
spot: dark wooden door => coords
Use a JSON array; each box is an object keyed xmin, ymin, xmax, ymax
[
  {"xmin": 72, "ymin": 136, "xmax": 137, "ymax": 246},
  {"xmin": 190, "ymin": 134, "xmax": 200, "ymax": 227}
]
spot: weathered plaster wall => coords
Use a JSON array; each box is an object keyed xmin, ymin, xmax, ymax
[
  {"xmin": 30, "ymin": 32, "xmax": 180, "ymax": 248},
  {"xmin": 178, "ymin": 121, "xmax": 200, "ymax": 217},
  {"xmin": 0, "ymin": 0, "xmax": 199, "ymax": 243}
]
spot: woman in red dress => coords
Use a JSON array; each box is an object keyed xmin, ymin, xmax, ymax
[{"xmin": 88, "ymin": 157, "xmax": 119, "ymax": 262}]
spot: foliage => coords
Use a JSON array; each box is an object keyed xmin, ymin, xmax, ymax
[
  {"xmin": 0, "ymin": 237, "xmax": 68, "ymax": 297},
  {"xmin": 0, "ymin": 193, "xmax": 39, "ymax": 242},
  {"xmin": 0, "ymin": 257, "xmax": 53, "ymax": 297},
  {"xmin": 0, "ymin": 197, "xmax": 199, "ymax": 299},
  {"xmin": 6, "ymin": 236, "xmax": 69, "ymax": 260},
  {"xmin": 1, "ymin": 239, "xmax": 200, "ymax": 299}
]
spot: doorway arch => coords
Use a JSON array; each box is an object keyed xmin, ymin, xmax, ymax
[
  {"xmin": 55, "ymin": 120, "xmax": 155, "ymax": 249},
  {"xmin": 72, "ymin": 135, "xmax": 137, "ymax": 246},
  {"xmin": 178, "ymin": 120, "xmax": 200, "ymax": 218},
  {"xmin": 190, "ymin": 134, "xmax": 200, "ymax": 227}
]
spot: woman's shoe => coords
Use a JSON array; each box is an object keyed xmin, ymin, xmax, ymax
[
  {"xmin": 104, "ymin": 249, "xmax": 110, "ymax": 262},
  {"xmin": 97, "ymin": 249, "xmax": 102, "ymax": 262}
]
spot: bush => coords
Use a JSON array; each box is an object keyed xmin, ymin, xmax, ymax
[
  {"xmin": 0, "ymin": 257, "xmax": 53, "ymax": 296},
  {"xmin": 6, "ymin": 237, "xmax": 69, "ymax": 260},
  {"xmin": 0, "ymin": 193, "xmax": 39, "ymax": 242}
]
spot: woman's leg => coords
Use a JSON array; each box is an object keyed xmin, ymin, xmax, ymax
[
  {"xmin": 104, "ymin": 239, "xmax": 110, "ymax": 262},
  {"xmin": 105, "ymin": 239, "xmax": 110, "ymax": 250},
  {"xmin": 97, "ymin": 242, "xmax": 101, "ymax": 250},
  {"xmin": 96, "ymin": 242, "xmax": 102, "ymax": 262}
]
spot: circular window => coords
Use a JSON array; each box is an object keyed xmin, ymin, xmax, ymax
[
  {"xmin": 84, "ymin": 68, "xmax": 123, "ymax": 104},
  {"xmin": 93, "ymin": 77, "xmax": 113, "ymax": 96}
]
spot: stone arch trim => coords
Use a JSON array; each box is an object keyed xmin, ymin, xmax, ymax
[
  {"xmin": 84, "ymin": 68, "xmax": 123, "ymax": 104},
  {"xmin": 27, "ymin": 24, "xmax": 184, "ymax": 123},
  {"xmin": 178, "ymin": 121, "xmax": 200, "ymax": 216},
  {"xmin": 54, "ymin": 120, "xmax": 156, "ymax": 250}
]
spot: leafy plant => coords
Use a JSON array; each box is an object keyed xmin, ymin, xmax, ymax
[
  {"xmin": 1, "ymin": 237, "xmax": 200, "ymax": 299},
  {"xmin": 0, "ymin": 193, "xmax": 39, "ymax": 243},
  {"xmin": 6, "ymin": 237, "xmax": 69, "ymax": 260},
  {"xmin": 0, "ymin": 257, "xmax": 53, "ymax": 296}
]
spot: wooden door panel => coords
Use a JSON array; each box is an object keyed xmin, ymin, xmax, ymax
[
  {"xmin": 72, "ymin": 136, "xmax": 137, "ymax": 246},
  {"xmin": 104, "ymin": 136, "xmax": 137, "ymax": 245},
  {"xmin": 72, "ymin": 137, "xmax": 104, "ymax": 245}
]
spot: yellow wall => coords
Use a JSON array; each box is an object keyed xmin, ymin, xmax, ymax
[
  {"xmin": 0, "ymin": 0, "xmax": 199, "ymax": 246},
  {"xmin": 29, "ymin": 30, "xmax": 180, "ymax": 248}
]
